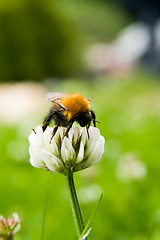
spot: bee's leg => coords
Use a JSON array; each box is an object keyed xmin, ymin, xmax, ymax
[
  {"xmin": 63, "ymin": 120, "xmax": 74, "ymax": 138},
  {"xmin": 86, "ymin": 122, "xmax": 91, "ymax": 139},
  {"xmin": 90, "ymin": 110, "xmax": 96, "ymax": 127},
  {"xmin": 32, "ymin": 128, "xmax": 36, "ymax": 134},
  {"xmin": 49, "ymin": 119, "xmax": 60, "ymax": 143},
  {"xmin": 42, "ymin": 112, "xmax": 53, "ymax": 132}
]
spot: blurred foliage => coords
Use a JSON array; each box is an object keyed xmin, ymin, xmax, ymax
[
  {"xmin": 0, "ymin": 76, "xmax": 160, "ymax": 239},
  {"xmin": 0, "ymin": 0, "xmax": 133, "ymax": 81},
  {"xmin": 0, "ymin": 0, "xmax": 81, "ymax": 81},
  {"xmin": 58, "ymin": 0, "xmax": 132, "ymax": 42}
]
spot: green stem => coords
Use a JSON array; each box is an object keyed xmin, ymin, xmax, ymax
[{"xmin": 65, "ymin": 169, "xmax": 85, "ymax": 238}]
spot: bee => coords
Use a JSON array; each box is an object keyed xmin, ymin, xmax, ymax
[{"xmin": 42, "ymin": 92, "xmax": 97, "ymax": 142}]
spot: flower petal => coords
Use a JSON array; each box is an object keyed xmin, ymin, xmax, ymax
[
  {"xmin": 12, "ymin": 213, "xmax": 20, "ymax": 222},
  {"xmin": 74, "ymin": 135, "xmax": 105, "ymax": 171},
  {"xmin": 39, "ymin": 148, "xmax": 64, "ymax": 173},
  {"xmin": 50, "ymin": 140, "xmax": 59, "ymax": 157},
  {"xmin": 84, "ymin": 136, "xmax": 105, "ymax": 167},
  {"xmin": 81, "ymin": 128, "xmax": 88, "ymax": 146},
  {"xmin": 75, "ymin": 140, "xmax": 84, "ymax": 164},
  {"xmin": 29, "ymin": 155, "xmax": 48, "ymax": 170},
  {"xmin": 61, "ymin": 137, "xmax": 76, "ymax": 164},
  {"xmin": 28, "ymin": 125, "xmax": 44, "ymax": 149},
  {"xmin": 29, "ymin": 142, "xmax": 48, "ymax": 170},
  {"xmin": 85, "ymin": 127, "xmax": 101, "ymax": 157},
  {"xmin": 43, "ymin": 128, "xmax": 59, "ymax": 157},
  {"xmin": 69, "ymin": 127, "xmax": 80, "ymax": 147},
  {"xmin": 52, "ymin": 127, "xmax": 63, "ymax": 144},
  {"xmin": 88, "ymin": 126, "xmax": 100, "ymax": 139},
  {"xmin": 43, "ymin": 127, "xmax": 52, "ymax": 149},
  {"xmin": 12, "ymin": 213, "xmax": 21, "ymax": 234}
]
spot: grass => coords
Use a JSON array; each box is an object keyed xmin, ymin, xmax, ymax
[{"xmin": 0, "ymin": 75, "xmax": 160, "ymax": 240}]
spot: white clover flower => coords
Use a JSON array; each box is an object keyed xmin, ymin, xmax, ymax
[
  {"xmin": 0, "ymin": 213, "xmax": 21, "ymax": 238},
  {"xmin": 116, "ymin": 153, "xmax": 147, "ymax": 181},
  {"xmin": 29, "ymin": 125, "xmax": 105, "ymax": 174}
]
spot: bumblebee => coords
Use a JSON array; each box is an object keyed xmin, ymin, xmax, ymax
[{"xmin": 42, "ymin": 92, "xmax": 97, "ymax": 141}]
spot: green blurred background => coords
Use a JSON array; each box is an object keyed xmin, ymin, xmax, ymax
[{"xmin": 0, "ymin": 0, "xmax": 160, "ymax": 239}]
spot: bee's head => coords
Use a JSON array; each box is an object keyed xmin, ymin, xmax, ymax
[{"xmin": 76, "ymin": 111, "xmax": 92, "ymax": 127}]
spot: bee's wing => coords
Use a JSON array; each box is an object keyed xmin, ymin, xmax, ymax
[
  {"xmin": 45, "ymin": 92, "xmax": 67, "ymax": 109},
  {"xmin": 45, "ymin": 92, "xmax": 66, "ymax": 101}
]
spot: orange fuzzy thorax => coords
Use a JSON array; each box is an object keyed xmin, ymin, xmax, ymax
[{"xmin": 61, "ymin": 93, "xmax": 90, "ymax": 120}]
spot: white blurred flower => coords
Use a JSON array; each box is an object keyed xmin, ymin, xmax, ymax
[
  {"xmin": 29, "ymin": 126, "xmax": 105, "ymax": 174},
  {"xmin": 0, "ymin": 213, "xmax": 21, "ymax": 238},
  {"xmin": 116, "ymin": 153, "xmax": 147, "ymax": 181},
  {"xmin": 0, "ymin": 82, "xmax": 46, "ymax": 124},
  {"xmin": 78, "ymin": 184, "xmax": 102, "ymax": 203}
]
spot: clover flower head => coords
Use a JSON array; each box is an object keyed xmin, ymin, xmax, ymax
[
  {"xmin": 29, "ymin": 125, "xmax": 105, "ymax": 174},
  {"xmin": 116, "ymin": 153, "xmax": 147, "ymax": 181},
  {"xmin": 0, "ymin": 213, "xmax": 21, "ymax": 238}
]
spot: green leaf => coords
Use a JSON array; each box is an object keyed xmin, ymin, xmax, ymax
[
  {"xmin": 79, "ymin": 228, "xmax": 92, "ymax": 240},
  {"xmin": 79, "ymin": 191, "xmax": 103, "ymax": 240},
  {"xmin": 41, "ymin": 181, "xmax": 50, "ymax": 240}
]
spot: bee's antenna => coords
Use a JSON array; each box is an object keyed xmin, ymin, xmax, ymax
[
  {"xmin": 95, "ymin": 120, "xmax": 101, "ymax": 123},
  {"xmin": 87, "ymin": 93, "xmax": 94, "ymax": 102}
]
